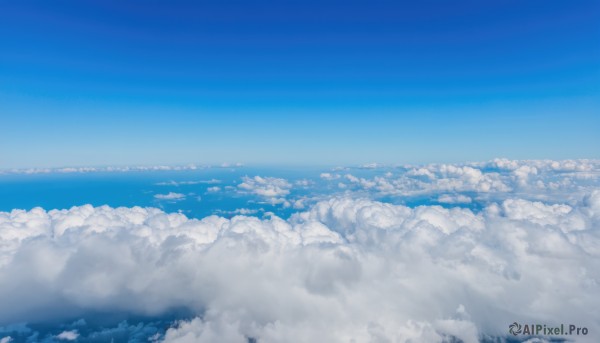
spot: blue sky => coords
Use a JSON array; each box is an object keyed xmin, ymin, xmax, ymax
[{"xmin": 1, "ymin": 0, "xmax": 599, "ymax": 168}]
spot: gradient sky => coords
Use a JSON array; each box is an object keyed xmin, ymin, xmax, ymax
[{"xmin": 1, "ymin": 0, "xmax": 599, "ymax": 168}]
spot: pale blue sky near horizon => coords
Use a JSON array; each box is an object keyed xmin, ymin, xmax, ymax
[{"xmin": 1, "ymin": 0, "xmax": 599, "ymax": 169}]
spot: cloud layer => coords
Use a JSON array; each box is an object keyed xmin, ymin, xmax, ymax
[
  {"xmin": 1, "ymin": 189, "xmax": 599, "ymax": 342},
  {"xmin": 319, "ymin": 159, "xmax": 600, "ymax": 206}
]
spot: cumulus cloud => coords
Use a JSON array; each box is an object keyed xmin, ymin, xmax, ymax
[
  {"xmin": 237, "ymin": 176, "xmax": 292, "ymax": 206},
  {"xmin": 238, "ymin": 176, "xmax": 291, "ymax": 198},
  {"xmin": 154, "ymin": 192, "xmax": 186, "ymax": 201},
  {"xmin": 0, "ymin": 190, "xmax": 599, "ymax": 342},
  {"xmin": 312, "ymin": 159, "xmax": 600, "ymax": 209},
  {"xmin": 56, "ymin": 330, "xmax": 78, "ymax": 340}
]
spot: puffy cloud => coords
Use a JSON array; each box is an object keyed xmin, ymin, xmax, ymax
[
  {"xmin": 237, "ymin": 176, "xmax": 292, "ymax": 206},
  {"xmin": 56, "ymin": 330, "xmax": 78, "ymax": 340},
  {"xmin": 0, "ymin": 191, "xmax": 599, "ymax": 342},
  {"xmin": 206, "ymin": 187, "xmax": 221, "ymax": 193},
  {"xmin": 238, "ymin": 176, "xmax": 291, "ymax": 198},
  {"xmin": 513, "ymin": 165, "xmax": 538, "ymax": 186},
  {"xmin": 319, "ymin": 173, "xmax": 340, "ymax": 180},
  {"xmin": 313, "ymin": 159, "xmax": 600, "ymax": 209},
  {"xmin": 154, "ymin": 192, "xmax": 186, "ymax": 201}
]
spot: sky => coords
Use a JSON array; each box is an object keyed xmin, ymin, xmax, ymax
[{"xmin": 1, "ymin": 0, "xmax": 599, "ymax": 168}]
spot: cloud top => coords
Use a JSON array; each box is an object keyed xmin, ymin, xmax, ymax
[{"xmin": 0, "ymin": 190, "xmax": 599, "ymax": 342}]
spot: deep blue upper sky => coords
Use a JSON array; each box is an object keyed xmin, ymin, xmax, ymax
[{"xmin": 1, "ymin": 0, "xmax": 599, "ymax": 168}]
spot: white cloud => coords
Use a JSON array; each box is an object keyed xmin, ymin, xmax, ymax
[
  {"xmin": 206, "ymin": 186, "xmax": 221, "ymax": 193},
  {"xmin": 238, "ymin": 176, "xmax": 291, "ymax": 198},
  {"xmin": 359, "ymin": 163, "xmax": 382, "ymax": 169},
  {"xmin": 215, "ymin": 208, "xmax": 261, "ymax": 216},
  {"xmin": 154, "ymin": 192, "xmax": 186, "ymax": 200},
  {"xmin": 156, "ymin": 179, "xmax": 221, "ymax": 186},
  {"xmin": 56, "ymin": 330, "xmax": 79, "ymax": 340},
  {"xmin": 437, "ymin": 194, "xmax": 472, "ymax": 204},
  {"xmin": 319, "ymin": 173, "xmax": 340, "ymax": 180},
  {"xmin": 312, "ymin": 159, "xmax": 600, "ymax": 207},
  {"xmin": 1, "ymin": 164, "xmax": 205, "ymax": 175},
  {"xmin": 0, "ymin": 191, "xmax": 598, "ymax": 342},
  {"xmin": 0, "ymin": 337, "xmax": 12, "ymax": 343}
]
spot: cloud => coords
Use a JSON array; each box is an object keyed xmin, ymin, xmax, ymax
[
  {"xmin": 156, "ymin": 179, "xmax": 221, "ymax": 186},
  {"xmin": 206, "ymin": 187, "xmax": 221, "ymax": 193},
  {"xmin": 238, "ymin": 176, "xmax": 291, "ymax": 198},
  {"xmin": 56, "ymin": 330, "xmax": 78, "ymax": 340},
  {"xmin": 237, "ymin": 176, "xmax": 292, "ymax": 206},
  {"xmin": 0, "ymin": 161, "xmax": 245, "ymax": 176},
  {"xmin": 319, "ymin": 173, "xmax": 340, "ymax": 180},
  {"xmin": 310, "ymin": 159, "xmax": 600, "ymax": 209},
  {"xmin": 154, "ymin": 192, "xmax": 186, "ymax": 200},
  {"xmin": 1, "ymin": 164, "xmax": 204, "ymax": 175},
  {"xmin": 228, "ymin": 208, "xmax": 260, "ymax": 215},
  {"xmin": 437, "ymin": 194, "xmax": 472, "ymax": 204},
  {"xmin": 294, "ymin": 179, "xmax": 313, "ymax": 187},
  {"xmin": 213, "ymin": 208, "xmax": 264, "ymax": 217},
  {"xmin": 0, "ymin": 190, "xmax": 598, "ymax": 342},
  {"xmin": 359, "ymin": 163, "xmax": 382, "ymax": 169},
  {"xmin": 219, "ymin": 163, "xmax": 244, "ymax": 168}
]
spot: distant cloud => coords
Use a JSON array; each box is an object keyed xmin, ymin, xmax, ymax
[
  {"xmin": 155, "ymin": 179, "xmax": 221, "ymax": 186},
  {"xmin": 238, "ymin": 176, "xmax": 292, "ymax": 205},
  {"xmin": 295, "ymin": 179, "xmax": 313, "ymax": 187},
  {"xmin": 215, "ymin": 208, "xmax": 261, "ymax": 216},
  {"xmin": 206, "ymin": 186, "xmax": 221, "ymax": 193},
  {"xmin": 437, "ymin": 194, "xmax": 472, "ymax": 204},
  {"xmin": 154, "ymin": 192, "xmax": 186, "ymax": 200},
  {"xmin": 0, "ymin": 162, "xmax": 244, "ymax": 176},
  {"xmin": 320, "ymin": 172, "xmax": 340, "ymax": 180},
  {"xmin": 219, "ymin": 162, "xmax": 244, "ymax": 168},
  {"xmin": 312, "ymin": 159, "xmax": 600, "ymax": 206},
  {"xmin": 1, "ymin": 164, "xmax": 205, "ymax": 175},
  {"xmin": 359, "ymin": 162, "xmax": 382, "ymax": 169}
]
